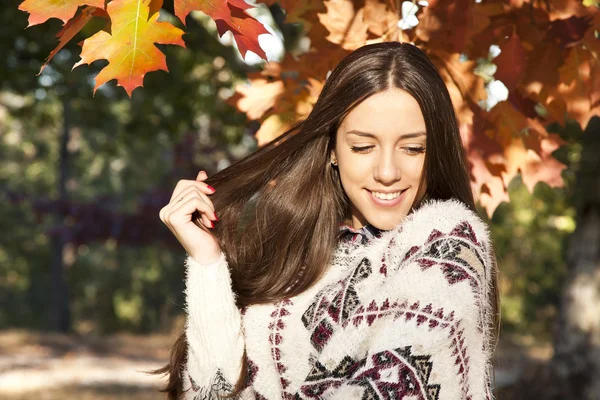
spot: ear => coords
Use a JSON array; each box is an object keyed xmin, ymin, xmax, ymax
[{"xmin": 330, "ymin": 149, "xmax": 337, "ymax": 164}]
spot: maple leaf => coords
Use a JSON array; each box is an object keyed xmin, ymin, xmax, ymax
[
  {"xmin": 230, "ymin": 76, "xmax": 285, "ymax": 120},
  {"xmin": 553, "ymin": 45, "xmax": 599, "ymax": 128},
  {"xmin": 416, "ymin": 0, "xmax": 492, "ymax": 54},
  {"xmin": 73, "ymin": 0, "xmax": 185, "ymax": 96},
  {"xmin": 363, "ymin": 0, "xmax": 399, "ymax": 38},
  {"xmin": 317, "ymin": 0, "xmax": 369, "ymax": 50},
  {"xmin": 427, "ymin": 50, "xmax": 486, "ymax": 126},
  {"xmin": 174, "ymin": 0, "xmax": 269, "ymax": 60},
  {"xmin": 18, "ymin": 0, "xmax": 105, "ymax": 26},
  {"xmin": 461, "ymin": 112, "xmax": 508, "ymax": 218},
  {"xmin": 39, "ymin": 6, "xmax": 108, "ymax": 74},
  {"xmin": 255, "ymin": 114, "xmax": 293, "ymax": 146},
  {"xmin": 484, "ymin": 101, "xmax": 567, "ymax": 191},
  {"xmin": 493, "ymin": 32, "xmax": 527, "ymax": 91}
]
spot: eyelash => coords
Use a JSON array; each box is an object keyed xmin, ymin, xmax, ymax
[{"xmin": 350, "ymin": 146, "xmax": 426, "ymax": 155}]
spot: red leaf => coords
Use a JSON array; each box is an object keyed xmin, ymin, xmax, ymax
[
  {"xmin": 494, "ymin": 32, "xmax": 527, "ymax": 91},
  {"xmin": 175, "ymin": 0, "xmax": 270, "ymax": 60}
]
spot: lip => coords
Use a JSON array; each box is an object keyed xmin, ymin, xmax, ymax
[{"xmin": 367, "ymin": 188, "xmax": 407, "ymax": 207}]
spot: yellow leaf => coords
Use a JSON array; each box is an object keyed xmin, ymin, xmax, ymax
[
  {"xmin": 317, "ymin": 0, "xmax": 369, "ymax": 50},
  {"xmin": 73, "ymin": 0, "xmax": 185, "ymax": 96}
]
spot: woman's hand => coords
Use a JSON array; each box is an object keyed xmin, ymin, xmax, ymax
[{"xmin": 159, "ymin": 170, "xmax": 221, "ymax": 264}]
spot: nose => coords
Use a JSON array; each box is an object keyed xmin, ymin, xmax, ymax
[{"xmin": 374, "ymin": 149, "xmax": 401, "ymax": 184}]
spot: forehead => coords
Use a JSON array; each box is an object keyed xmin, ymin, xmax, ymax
[{"xmin": 339, "ymin": 89, "xmax": 426, "ymax": 136}]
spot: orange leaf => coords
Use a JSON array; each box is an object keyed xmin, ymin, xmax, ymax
[
  {"xmin": 363, "ymin": 0, "xmax": 399, "ymax": 38},
  {"xmin": 520, "ymin": 133, "xmax": 567, "ymax": 192},
  {"xmin": 175, "ymin": 0, "xmax": 269, "ymax": 60},
  {"xmin": 546, "ymin": 0, "xmax": 594, "ymax": 21},
  {"xmin": 231, "ymin": 77, "xmax": 284, "ymax": 120},
  {"xmin": 39, "ymin": 6, "xmax": 106, "ymax": 75},
  {"xmin": 461, "ymin": 117, "xmax": 508, "ymax": 218},
  {"xmin": 417, "ymin": 0, "xmax": 491, "ymax": 54},
  {"xmin": 255, "ymin": 114, "xmax": 293, "ymax": 146},
  {"xmin": 317, "ymin": 0, "xmax": 369, "ymax": 51},
  {"xmin": 18, "ymin": 0, "xmax": 105, "ymax": 26},
  {"xmin": 554, "ymin": 46, "xmax": 599, "ymax": 128},
  {"xmin": 428, "ymin": 50, "xmax": 486, "ymax": 125},
  {"xmin": 73, "ymin": 0, "xmax": 185, "ymax": 96}
]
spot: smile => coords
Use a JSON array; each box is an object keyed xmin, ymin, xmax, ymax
[{"xmin": 367, "ymin": 189, "xmax": 407, "ymax": 207}]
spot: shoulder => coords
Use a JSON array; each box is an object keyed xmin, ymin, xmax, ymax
[
  {"xmin": 367, "ymin": 197, "xmax": 494, "ymax": 285},
  {"xmin": 388, "ymin": 198, "xmax": 492, "ymax": 262},
  {"xmin": 395, "ymin": 198, "xmax": 491, "ymax": 249}
]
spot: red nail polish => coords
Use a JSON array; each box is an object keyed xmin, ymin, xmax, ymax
[
  {"xmin": 207, "ymin": 185, "xmax": 216, "ymax": 192},
  {"xmin": 210, "ymin": 221, "xmax": 215, "ymax": 228},
  {"xmin": 214, "ymin": 213, "xmax": 219, "ymax": 221}
]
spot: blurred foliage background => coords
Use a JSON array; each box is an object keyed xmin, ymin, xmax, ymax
[{"xmin": 0, "ymin": 0, "xmax": 597, "ymax": 399}]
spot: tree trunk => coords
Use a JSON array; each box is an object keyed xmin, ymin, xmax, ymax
[
  {"xmin": 552, "ymin": 116, "xmax": 600, "ymax": 399},
  {"xmin": 49, "ymin": 96, "xmax": 72, "ymax": 332}
]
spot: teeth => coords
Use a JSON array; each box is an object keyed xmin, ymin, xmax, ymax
[{"xmin": 371, "ymin": 191, "xmax": 402, "ymax": 200}]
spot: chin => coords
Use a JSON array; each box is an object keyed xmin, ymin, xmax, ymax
[{"xmin": 367, "ymin": 216, "xmax": 405, "ymax": 231}]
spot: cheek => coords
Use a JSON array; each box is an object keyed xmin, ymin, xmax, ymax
[
  {"xmin": 405, "ymin": 156, "xmax": 426, "ymax": 179},
  {"xmin": 338, "ymin": 159, "xmax": 370, "ymax": 184}
]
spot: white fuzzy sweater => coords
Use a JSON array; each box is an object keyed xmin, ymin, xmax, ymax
[{"xmin": 181, "ymin": 198, "xmax": 496, "ymax": 399}]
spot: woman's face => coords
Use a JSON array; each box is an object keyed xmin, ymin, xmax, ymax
[{"xmin": 332, "ymin": 88, "xmax": 427, "ymax": 230}]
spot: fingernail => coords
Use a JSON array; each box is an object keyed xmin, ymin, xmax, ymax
[
  {"xmin": 207, "ymin": 185, "xmax": 216, "ymax": 192},
  {"xmin": 214, "ymin": 213, "xmax": 218, "ymax": 221},
  {"xmin": 210, "ymin": 221, "xmax": 215, "ymax": 228}
]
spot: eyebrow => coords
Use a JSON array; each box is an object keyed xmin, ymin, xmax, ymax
[{"xmin": 346, "ymin": 130, "xmax": 426, "ymax": 139}]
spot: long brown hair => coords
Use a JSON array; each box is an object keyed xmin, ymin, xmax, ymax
[{"xmin": 152, "ymin": 42, "xmax": 501, "ymax": 399}]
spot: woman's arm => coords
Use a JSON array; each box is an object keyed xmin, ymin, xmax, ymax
[{"xmin": 181, "ymin": 252, "xmax": 246, "ymax": 400}]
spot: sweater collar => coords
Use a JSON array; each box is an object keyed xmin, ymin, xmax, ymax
[{"xmin": 338, "ymin": 222, "xmax": 385, "ymax": 244}]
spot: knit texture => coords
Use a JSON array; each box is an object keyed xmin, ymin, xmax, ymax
[{"xmin": 181, "ymin": 198, "xmax": 496, "ymax": 399}]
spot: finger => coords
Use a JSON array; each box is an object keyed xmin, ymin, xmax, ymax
[
  {"xmin": 170, "ymin": 179, "xmax": 215, "ymax": 203},
  {"xmin": 196, "ymin": 170, "xmax": 207, "ymax": 181},
  {"xmin": 161, "ymin": 188, "xmax": 215, "ymax": 229},
  {"xmin": 171, "ymin": 186, "xmax": 215, "ymax": 213},
  {"xmin": 166, "ymin": 196, "xmax": 215, "ymax": 229}
]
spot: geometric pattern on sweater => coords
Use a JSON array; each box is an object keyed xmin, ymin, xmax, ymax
[
  {"xmin": 301, "ymin": 257, "xmax": 373, "ymax": 351},
  {"xmin": 297, "ymin": 220, "xmax": 487, "ymax": 399},
  {"xmin": 299, "ymin": 346, "xmax": 440, "ymax": 399},
  {"xmin": 188, "ymin": 368, "xmax": 233, "ymax": 399},
  {"xmin": 267, "ymin": 298, "xmax": 295, "ymax": 399},
  {"xmin": 400, "ymin": 221, "xmax": 487, "ymax": 338}
]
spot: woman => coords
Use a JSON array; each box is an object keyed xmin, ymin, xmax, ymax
[{"xmin": 155, "ymin": 42, "xmax": 500, "ymax": 399}]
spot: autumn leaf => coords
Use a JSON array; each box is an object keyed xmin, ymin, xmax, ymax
[
  {"xmin": 174, "ymin": 0, "xmax": 270, "ymax": 60},
  {"xmin": 230, "ymin": 75, "xmax": 285, "ymax": 120},
  {"xmin": 462, "ymin": 111, "xmax": 509, "ymax": 218},
  {"xmin": 363, "ymin": 0, "xmax": 398, "ymax": 38},
  {"xmin": 520, "ymin": 133, "xmax": 568, "ymax": 192},
  {"xmin": 39, "ymin": 6, "xmax": 108, "ymax": 74},
  {"xmin": 18, "ymin": 0, "xmax": 105, "ymax": 26},
  {"xmin": 259, "ymin": 0, "xmax": 326, "ymax": 30},
  {"xmin": 19, "ymin": 0, "xmax": 600, "ymax": 216},
  {"xmin": 73, "ymin": 0, "xmax": 185, "ymax": 96},
  {"xmin": 416, "ymin": 0, "xmax": 492, "ymax": 54},
  {"xmin": 494, "ymin": 32, "xmax": 527, "ymax": 91},
  {"xmin": 255, "ymin": 113, "xmax": 293, "ymax": 146},
  {"xmin": 317, "ymin": 0, "xmax": 369, "ymax": 50}
]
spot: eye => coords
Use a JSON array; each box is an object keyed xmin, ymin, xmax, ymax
[
  {"xmin": 404, "ymin": 146, "xmax": 426, "ymax": 155},
  {"xmin": 351, "ymin": 145, "xmax": 374, "ymax": 154}
]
